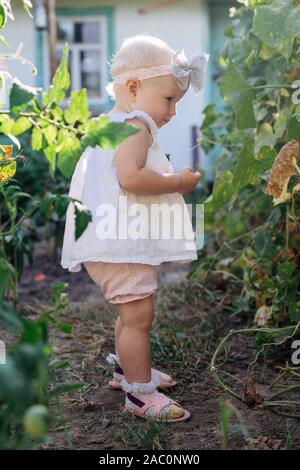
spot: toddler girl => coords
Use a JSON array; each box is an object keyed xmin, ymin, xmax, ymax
[{"xmin": 61, "ymin": 35, "xmax": 208, "ymax": 422}]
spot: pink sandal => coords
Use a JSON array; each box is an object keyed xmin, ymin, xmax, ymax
[
  {"xmin": 123, "ymin": 390, "xmax": 191, "ymax": 422},
  {"xmin": 106, "ymin": 353, "xmax": 177, "ymax": 390}
]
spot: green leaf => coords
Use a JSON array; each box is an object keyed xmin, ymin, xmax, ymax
[
  {"xmin": 253, "ymin": 0, "xmax": 300, "ymax": 59},
  {"xmin": 277, "ymin": 262, "xmax": 297, "ymax": 278},
  {"xmin": 0, "ymin": 301, "xmax": 23, "ymax": 334},
  {"xmin": 220, "ymin": 64, "xmax": 256, "ymax": 129},
  {"xmin": 294, "ymin": 105, "xmax": 300, "ymax": 123},
  {"xmin": 287, "ymin": 116, "xmax": 300, "ymax": 142},
  {"xmin": 49, "ymin": 103, "xmax": 63, "ymax": 121},
  {"xmin": 31, "ymin": 126, "xmax": 43, "ymax": 150},
  {"xmin": 0, "ymin": 114, "xmax": 14, "ymax": 134},
  {"xmin": 81, "ymin": 115, "xmax": 140, "ymax": 150},
  {"xmin": 200, "ymin": 104, "xmax": 217, "ymax": 129},
  {"xmin": 56, "ymin": 129, "xmax": 82, "ymax": 178},
  {"xmin": 204, "ymin": 170, "xmax": 234, "ymax": 213},
  {"xmin": 258, "ymin": 43, "xmax": 278, "ymax": 61},
  {"xmin": 230, "ymin": 134, "xmax": 272, "ymax": 207},
  {"xmin": 43, "ymin": 144, "xmax": 56, "ymax": 178},
  {"xmin": 289, "ymin": 302, "xmax": 300, "ymax": 322},
  {"xmin": 253, "ymin": 228, "xmax": 276, "ymax": 258},
  {"xmin": 231, "ymin": 135, "xmax": 256, "ymax": 194},
  {"xmin": 64, "ymin": 89, "xmax": 90, "ymax": 126},
  {"xmin": 49, "ymin": 359, "xmax": 70, "ymax": 369},
  {"xmin": 255, "ymin": 145, "xmax": 276, "ymax": 172},
  {"xmin": 274, "ymin": 108, "xmax": 291, "ymax": 139},
  {"xmin": 42, "ymin": 124, "xmax": 57, "ymax": 145},
  {"xmin": 253, "ymin": 102, "xmax": 268, "ymax": 123},
  {"xmin": 9, "ymin": 79, "xmax": 38, "ymax": 114},
  {"xmin": 55, "ymin": 322, "xmax": 72, "ymax": 334},
  {"xmin": 255, "ymin": 123, "xmax": 277, "ymax": 154},
  {"xmin": 21, "ymin": 317, "xmax": 48, "ymax": 344},
  {"xmin": 220, "ymin": 398, "xmax": 233, "ymax": 450},
  {"xmin": 254, "ymin": 331, "xmax": 275, "ymax": 354},
  {"xmin": 39, "ymin": 311, "xmax": 72, "ymax": 334},
  {"xmin": 11, "ymin": 116, "xmax": 33, "ymax": 136},
  {"xmin": 44, "ymin": 43, "xmax": 70, "ymax": 105},
  {"xmin": 71, "ymin": 199, "xmax": 92, "ymax": 240},
  {"xmin": 38, "ymin": 192, "xmax": 55, "ymax": 218},
  {"xmin": 0, "ymin": 4, "xmax": 7, "ymax": 29},
  {"xmin": 50, "ymin": 281, "xmax": 68, "ymax": 307},
  {"xmin": 0, "ymin": 259, "xmax": 16, "ymax": 299},
  {"xmin": 249, "ymin": 0, "xmax": 271, "ymax": 6},
  {"xmin": 55, "ymin": 194, "xmax": 69, "ymax": 218}
]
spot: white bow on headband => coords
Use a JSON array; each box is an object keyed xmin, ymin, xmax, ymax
[
  {"xmin": 170, "ymin": 48, "xmax": 209, "ymax": 95},
  {"xmin": 111, "ymin": 47, "xmax": 209, "ymax": 95}
]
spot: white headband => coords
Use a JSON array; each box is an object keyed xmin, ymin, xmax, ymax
[{"xmin": 112, "ymin": 48, "xmax": 209, "ymax": 95}]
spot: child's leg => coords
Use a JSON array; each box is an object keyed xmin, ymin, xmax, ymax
[
  {"xmin": 109, "ymin": 313, "xmax": 176, "ymax": 390},
  {"xmin": 113, "ymin": 294, "xmax": 188, "ymax": 420},
  {"xmin": 114, "ymin": 295, "xmax": 153, "ymax": 384},
  {"xmin": 112, "ymin": 294, "xmax": 190, "ymax": 421},
  {"xmin": 114, "ymin": 315, "xmax": 122, "ymax": 357}
]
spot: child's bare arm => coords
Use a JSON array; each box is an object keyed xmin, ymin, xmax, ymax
[{"xmin": 115, "ymin": 118, "xmax": 182, "ymax": 195}]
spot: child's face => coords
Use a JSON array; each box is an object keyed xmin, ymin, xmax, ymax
[{"xmin": 132, "ymin": 75, "xmax": 186, "ymax": 128}]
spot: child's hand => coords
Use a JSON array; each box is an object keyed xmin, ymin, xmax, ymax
[{"xmin": 178, "ymin": 167, "xmax": 201, "ymax": 195}]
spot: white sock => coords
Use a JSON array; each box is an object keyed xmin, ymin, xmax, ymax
[
  {"xmin": 121, "ymin": 378, "xmax": 157, "ymax": 397},
  {"xmin": 107, "ymin": 353, "xmax": 165, "ymax": 387},
  {"xmin": 106, "ymin": 353, "xmax": 120, "ymax": 367}
]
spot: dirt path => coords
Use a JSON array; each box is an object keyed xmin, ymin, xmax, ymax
[{"xmin": 15, "ymin": 241, "xmax": 300, "ymax": 450}]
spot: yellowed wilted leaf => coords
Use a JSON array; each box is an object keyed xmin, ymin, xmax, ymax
[
  {"xmin": 0, "ymin": 160, "xmax": 16, "ymax": 182},
  {"xmin": 254, "ymin": 305, "xmax": 270, "ymax": 327},
  {"xmin": 0, "ymin": 144, "xmax": 16, "ymax": 182},
  {"xmin": 265, "ymin": 140, "xmax": 300, "ymax": 205}
]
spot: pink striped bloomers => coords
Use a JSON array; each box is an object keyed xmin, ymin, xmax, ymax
[{"xmin": 83, "ymin": 261, "xmax": 162, "ymax": 304}]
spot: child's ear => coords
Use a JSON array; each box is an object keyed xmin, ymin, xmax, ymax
[{"xmin": 126, "ymin": 79, "xmax": 140, "ymax": 98}]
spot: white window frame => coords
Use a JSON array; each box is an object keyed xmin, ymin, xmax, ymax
[{"xmin": 44, "ymin": 15, "xmax": 108, "ymax": 107}]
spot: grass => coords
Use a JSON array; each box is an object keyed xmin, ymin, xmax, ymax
[
  {"xmin": 284, "ymin": 418, "xmax": 298, "ymax": 450},
  {"xmin": 116, "ymin": 414, "xmax": 168, "ymax": 450}
]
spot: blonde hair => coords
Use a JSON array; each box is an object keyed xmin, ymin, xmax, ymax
[{"xmin": 106, "ymin": 34, "xmax": 175, "ymax": 101}]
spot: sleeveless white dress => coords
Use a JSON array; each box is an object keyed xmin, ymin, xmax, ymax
[{"xmin": 60, "ymin": 108, "xmax": 198, "ymax": 273}]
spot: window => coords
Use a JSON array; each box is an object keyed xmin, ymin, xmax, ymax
[
  {"xmin": 56, "ymin": 17, "xmax": 106, "ymax": 102},
  {"xmin": 41, "ymin": 8, "xmax": 115, "ymax": 111}
]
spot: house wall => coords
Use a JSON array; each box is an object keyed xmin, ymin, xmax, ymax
[{"xmin": 1, "ymin": 2, "xmax": 36, "ymax": 101}]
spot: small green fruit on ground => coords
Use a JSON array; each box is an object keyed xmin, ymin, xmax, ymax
[{"xmin": 23, "ymin": 405, "xmax": 51, "ymax": 438}]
